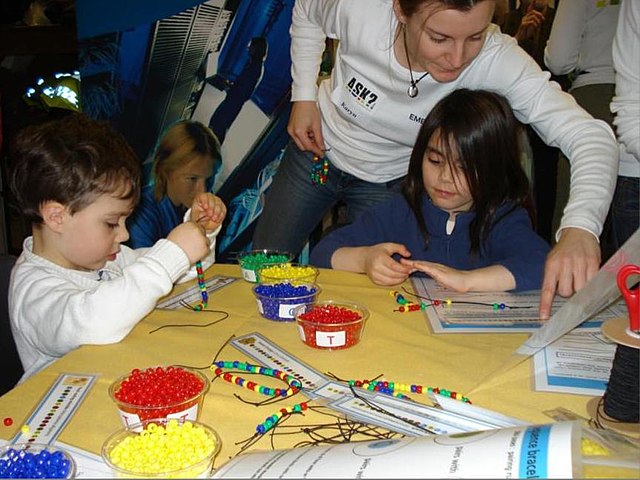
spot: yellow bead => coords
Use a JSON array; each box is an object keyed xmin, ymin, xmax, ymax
[{"xmin": 581, "ymin": 438, "xmax": 609, "ymax": 456}]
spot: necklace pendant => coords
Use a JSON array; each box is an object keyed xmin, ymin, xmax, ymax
[{"xmin": 407, "ymin": 83, "xmax": 418, "ymax": 98}]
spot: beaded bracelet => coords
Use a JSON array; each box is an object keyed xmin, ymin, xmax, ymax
[
  {"xmin": 391, "ymin": 290, "xmax": 529, "ymax": 313},
  {"xmin": 211, "ymin": 361, "xmax": 302, "ymax": 398},
  {"xmin": 192, "ymin": 260, "xmax": 208, "ymax": 311},
  {"xmin": 311, "ymin": 155, "xmax": 329, "ymax": 185},
  {"xmin": 212, "ymin": 361, "xmax": 308, "ymax": 435},
  {"xmin": 257, "ymin": 402, "xmax": 309, "ymax": 434},
  {"xmin": 349, "ymin": 379, "xmax": 471, "ymax": 404}
]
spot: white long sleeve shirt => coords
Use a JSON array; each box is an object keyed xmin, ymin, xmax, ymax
[
  {"xmin": 611, "ymin": 0, "xmax": 640, "ymax": 178},
  {"xmin": 9, "ymin": 223, "xmax": 220, "ymax": 381},
  {"xmin": 290, "ymin": 0, "xmax": 618, "ymax": 239},
  {"xmin": 544, "ymin": 0, "xmax": 620, "ymax": 90}
]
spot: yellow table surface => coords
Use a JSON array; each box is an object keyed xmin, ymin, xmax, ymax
[{"xmin": 0, "ymin": 264, "xmax": 633, "ymax": 471}]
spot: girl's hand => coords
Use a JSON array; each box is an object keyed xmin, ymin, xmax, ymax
[
  {"xmin": 361, "ymin": 243, "xmax": 413, "ymax": 286},
  {"xmin": 401, "ymin": 259, "xmax": 516, "ymax": 293},
  {"xmin": 402, "ymin": 260, "xmax": 472, "ymax": 292},
  {"xmin": 331, "ymin": 243, "xmax": 413, "ymax": 286},
  {"xmin": 191, "ymin": 193, "xmax": 227, "ymax": 233},
  {"xmin": 288, "ymin": 101, "xmax": 325, "ymax": 157}
]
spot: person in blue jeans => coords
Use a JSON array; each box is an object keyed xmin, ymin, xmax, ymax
[
  {"xmin": 607, "ymin": 0, "xmax": 639, "ymax": 255},
  {"xmin": 311, "ymin": 89, "xmax": 549, "ymax": 292}
]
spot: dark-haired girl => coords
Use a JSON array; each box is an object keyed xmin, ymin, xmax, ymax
[{"xmin": 311, "ymin": 88, "xmax": 549, "ymax": 292}]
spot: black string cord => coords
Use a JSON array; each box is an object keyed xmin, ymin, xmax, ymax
[
  {"xmin": 401, "ymin": 286, "xmax": 533, "ymax": 310},
  {"xmin": 601, "ymin": 344, "xmax": 639, "ymax": 423},
  {"xmin": 148, "ymin": 306, "xmax": 229, "ymax": 334}
]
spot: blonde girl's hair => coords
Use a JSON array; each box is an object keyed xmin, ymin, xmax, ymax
[{"xmin": 151, "ymin": 120, "xmax": 222, "ymax": 201}]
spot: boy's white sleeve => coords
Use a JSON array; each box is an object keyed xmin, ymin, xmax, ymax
[{"xmin": 10, "ymin": 240, "xmax": 190, "ymax": 371}]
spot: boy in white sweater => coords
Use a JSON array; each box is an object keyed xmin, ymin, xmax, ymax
[{"xmin": 7, "ymin": 113, "xmax": 226, "ymax": 381}]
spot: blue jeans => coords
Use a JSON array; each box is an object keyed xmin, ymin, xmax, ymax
[
  {"xmin": 253, "ymin": 141, "xmax": 404, "ymax": 256},
  {"xmin": 609, "ymin": 176, "xmax": 639, "ymax": 250}
]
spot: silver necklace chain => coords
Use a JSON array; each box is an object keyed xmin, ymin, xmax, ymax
[{"xmin": 403, "ymin": 26, "xmax": 429, "ymax": 98}]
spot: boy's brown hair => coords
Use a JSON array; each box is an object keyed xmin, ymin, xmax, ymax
[{"xmin": 9, "ymin": 113, "xmax": 141, "ymax": 224}]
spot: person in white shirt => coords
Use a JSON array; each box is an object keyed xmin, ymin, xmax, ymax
[
  {"xmin": 7, "ymin": 113, "xmax": 226, "ymax": 380},
  {"xmin": 608, "ymin": 0, "xmax": 640, "ymax": 253},
  {"xmin": 252, "ymin": 0, "xmax": 618, "ymax": 320}
]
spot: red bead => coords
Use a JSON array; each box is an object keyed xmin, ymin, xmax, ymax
[{"xmin": 3, "ymin": 417, "xmax": 13, "ymax": 427}]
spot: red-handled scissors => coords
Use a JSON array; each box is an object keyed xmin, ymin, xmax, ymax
[{"xmin": 617, "ymin": 264, "xmax": 640, "ymax": 334}]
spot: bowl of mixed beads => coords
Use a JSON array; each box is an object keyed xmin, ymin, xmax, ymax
[
  {"xmin": 0, "ymin": 443, "xmax": 76, "ymax": 479},
  {"xmin": 109, "ymin": 366, "xmax": 209, "ymax": 427},
  {"xmin": 101, "ymin": 418, "xmax": 221, "ymax": 478},
  {"xmin": 257, "ymin": 263, "xmax": 319, "ymax": 285},
  {"xmin": 252, "ymin": 282, "xmax": 321, "ymax": 322},
  {"xmin": 237, "ymin": 249, "xmax": 293, "ymax": 283},
  {"xmin": 293, "ymin": 301, "xmax": 369, "ymax": 350}
]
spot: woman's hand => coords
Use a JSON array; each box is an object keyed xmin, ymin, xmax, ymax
[
  {"xmin": 288, "ymin": 101, "xmax": 325, "ymax": 157},
  {"xmin": 539, "ymin": 228, "xmax": 600, "ymax": 319}
]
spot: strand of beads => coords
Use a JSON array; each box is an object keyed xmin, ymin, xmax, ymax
[
  {"xmin": 391, "ymin": 290, "xmax": 448, "ymax": 312},
  {"xmin": 311, "ymin": 155, "xmax": 329, "ymax": 185},
  {"xmin": 349, "ymin": 379, "xmax": 471, "ymax": 404},
  {"xmin": 391, "ymin": 290, "xmax": 509, "ymax": 312},
  {"xmin": 257, "ymin": 402, "xmax": 310, "ymax": 434},
  {"xmin": 212, "ymin": 361, "xmax": 302, "ymax": 398},
  {"xmin": 212, "ymin": 361, "xmax": 308, "ymax": 435},
  {"xmin": 192, "ymin": 261, "xmax": 208, "ymax": 311}
]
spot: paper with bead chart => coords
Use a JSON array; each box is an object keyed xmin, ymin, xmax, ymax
[
  {"xmin": 532, "ymin": 330, "xmax": 617, "ymax": 396},
  {"xmin": 230, "ymin": 333, "xmax": 526, "ymax": 437},
  {"xmin": 410, "ymin": 277, "xmax": 625, "ymax": 334},
  {"xmin": 156, "ymin": 275, "xmax": 238, "ymax": 309}
]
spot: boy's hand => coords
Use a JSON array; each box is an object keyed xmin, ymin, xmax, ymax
[
  {"xmin": 191, "ymin": 193, "xmax": 226, "ymax": 232},
  {"xmin": 167, "ymin": 222, "xmax": 210, "ymax": 264}
]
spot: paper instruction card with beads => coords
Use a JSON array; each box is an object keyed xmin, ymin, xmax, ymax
[
  {"xmin": 410, "ymin": 277, "xmax": 627, "ymax": 333},
  {"xmin": 156, "ymin": 275, "xmax": 238, "ymax": 310},
  {"xmin": 532, "ymin": 330, "xmax": 617, "ymax": 396}
]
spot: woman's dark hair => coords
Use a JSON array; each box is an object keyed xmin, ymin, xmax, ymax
[
  {"xmin": 9, "ymin": 113, "xmax": 141, "ymax": 224},
  {"xmin": 396, "ymin": 0, "xmax": 488, "ymax": 17},
  {"xmin": 402, "ymin": 88, "xmax": 530, "ymax": 254}
]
